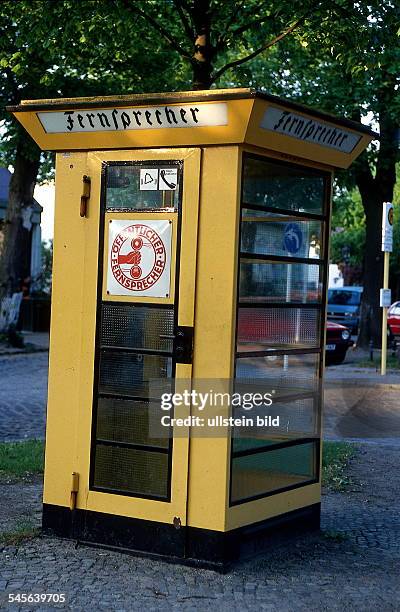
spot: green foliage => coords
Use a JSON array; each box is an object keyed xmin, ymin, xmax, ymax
[
  {"xmin": 0, "ymin": 440, "xmax": 44, "ymax": 479},
  {"xmin": 322, "ymin": 441, "xmax": 356, "ymax": 491},
  {"xmin": 330, "ymin": 188, "xmax": 366, "ymax": 267},
  {"xmin": 37, "ymin": 239, "xmax": 53, "ymax": 295}
]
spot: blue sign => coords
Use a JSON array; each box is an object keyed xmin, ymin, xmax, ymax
[{"xmin": 283, "ymin": 223, "xmax": 303, "ymax": 254}]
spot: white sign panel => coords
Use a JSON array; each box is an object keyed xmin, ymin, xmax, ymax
[
  {"xmin": 37, "ymin": 103, "xmax": 228, "ymax": 134},
  {"xmin": 139, "ymin": 168, "xmax": 178, "ymax": 191},
  {"xmin": 139, "ymin": 169, "xmax": 158, "ymax": 190},
  {"xmin": 260, "ymin": 107, "xmax": 361, "ymax": 153},
  {"xmin": 380, "ymin": 288, "xmax": 392, "ymax": 308},
  {"xmin": 381, "ymin": 202, "xmax": 393, "ymax": 252},
  {"xmin": 107, "ymin": 220, "xmax": 172, "ymax": 297}
]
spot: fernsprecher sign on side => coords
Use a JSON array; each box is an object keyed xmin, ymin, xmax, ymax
[
  {"xmin": 260, "ymin": 107, "xmax": 361, "ymax": 153},
  {"xmin": 37, "ymin": 103, "xmax": 228, "ymax": 134},
  {"xmin": 382, "ymin": 202, "xmax": 393, "ymax": 252}
]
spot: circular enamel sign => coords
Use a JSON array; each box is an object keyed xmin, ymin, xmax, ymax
[{"xmin": 110, "ymin": 223, "xmax": 167, "ymax": 292}]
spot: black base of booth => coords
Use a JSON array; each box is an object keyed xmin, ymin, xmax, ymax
[{"xmin": 42, "ymin": 502, "xmax": 321, "ymax": 571}]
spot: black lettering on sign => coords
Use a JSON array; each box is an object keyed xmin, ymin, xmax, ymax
[
  {"xmin": 273, "ymin": 111, "xmax": 290, "ymax": 130},
  {"xmin": 145, "ymin": 110, "xmax": 153, "ymax": 125},
  {"xmin": 190, "ymin": 107, "xmax": 200, "ymax": 123},
  {"xmin": 97, "ymin": 112, "xmax": 110, "ymax": 128},
  {"xmin": 111, "ymin": 109, "xmax": 119, "ymax": 130},
  {"xmin": 121, "ymin": 112, "xmax": 131, "ymax": 129},
  {"xmin": 154, "ymin": 110, "xmax": 162, "ymax": 125},
  {"xmin": 64, "ymin": 111, "xmax": 74, "ymax": 131},
  {"xmin": 77, "ymin": 113, "xmax": 85, "ymax": 128},
  {"xmin": 165, "ymin": 106, "xmax": 177, "ymax": 125},
  {"xmin": 132, "ymin": 110, "xmax": 142, "ymax": 126},
  {"xmin": 269, "ymin": 109, "xmax": 353, "ymax": 151},
  {"xmin": 86, "ymin": 113, "xmax": 95, "ymax": 128}
]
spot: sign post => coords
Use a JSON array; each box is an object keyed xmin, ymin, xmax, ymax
[{"xmin": 381, "ymin": 202, "xmax": 393, "ymax": 375}]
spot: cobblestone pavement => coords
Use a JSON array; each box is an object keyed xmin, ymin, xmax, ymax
[
  {"xmin": 1, "ymin": 444, "xmax": 399, "ymax": 611},
  {"xmin": 1, "ymin": 352, "xmax": 400, "ymax": 444},
  {"xmin": 0, "ymin": 353, "xmax": 48, "ymax": 441}
]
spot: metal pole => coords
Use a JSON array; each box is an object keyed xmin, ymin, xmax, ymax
[{"xmin": 381, "ymin": 251, "xmax": 390, "ymax": 375}]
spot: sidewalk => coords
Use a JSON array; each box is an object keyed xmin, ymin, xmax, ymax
[
  {"xmin": 0, "ymin": 332, "xmax": 49, "ymax": 356},
  {"xmin": 1, "ymin": 443, "xmax": 399, "ymax": 610}
]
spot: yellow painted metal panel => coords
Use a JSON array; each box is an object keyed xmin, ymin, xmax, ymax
[
  {"xmin": 11, "ymin": 99, "xmax": 252, "ymax": 151},
  {"xmin": 186, "ymin": 146, "xmax": 242, "ymax": 531},
  {"xmin": 43, "ymin": 152, "xmax": 90, "ymax": 508},
  {"xmin": 226, "ymin": 483, "xmax": 321, "ymax": 531},
  {"xmin": 246, "ymin": 99, "xmax": 374, "ymax": 169},
  {"xmin": 44, "ymin": 148, "xmax": 201, "ymax": 527}
]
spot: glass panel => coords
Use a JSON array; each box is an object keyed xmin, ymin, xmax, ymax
[
  {"xmin": 99, "ymin": 352, "xmax": 172, "ymax": 398},
  {"xmin": 239, "ymin": 260, "xmax": 322, "ymax": 303},
  {"xmin": 106, "ymin": 163, "xmax": 181, "ymax": 210},
  {"xmin": 242, "ymin": 156, "xmax": 325, "ymax": 215},
  {"xmin": 96, "ymin": 397, "xmax": 169, "ymax": 448},
  {"xmin": 327, "ymin": 288, "xmax": 362, "ymax": 306},
  {"xmin": 231, "ymin": 442, "xmax": 317, "ymax": 503},
  {"xmin": 101, "ymin": 303, "xmax": 174, "ymax": 352},
  {"xmin": 241, "ymin": 210, "xmax": 323, "ymax": 259},
  {"xmin": 232, "ymin": 396, "xmax": 319, "ymax": 453},
  {"xmin": 237, "ymin": 307, "xmax": 321, "ymax": 351},
  {"xmin": 235, "ymin": 352, "xmax": 320, "ymax": 395},
  {"xmin": 93, "ymin": 444, "xmax": 169, "ymax": 498}
]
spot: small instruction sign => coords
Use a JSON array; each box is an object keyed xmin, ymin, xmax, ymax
[
  {"xmin": 140, "ymin": 168, "xmax": 158, "ymax": 190},
  {"xmin": 139, "ymin": 167, "xmax": 178, "ymax": 191},
  {"xmin": 382, "ymin": 202, "xmax": 393, "ymax": 252},
  {"xmin": 380, "ymin": 288, "xmax": 392, "ymax": 308}
]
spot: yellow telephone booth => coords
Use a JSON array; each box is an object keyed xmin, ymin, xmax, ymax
[{"xmin": 9, "ymin": 89, "xmax": 374, "ymax": 568}]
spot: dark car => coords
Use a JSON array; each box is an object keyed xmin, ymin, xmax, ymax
[
  {"xmin": 325, "ymin": 321, "xmax": 353, "ymax": 365},
  {"xmin": 327, "ymin": 286, "xmax": 363, "ymax": 334}
]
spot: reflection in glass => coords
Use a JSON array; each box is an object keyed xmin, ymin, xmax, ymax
[
  {"xmin": 106, "ymin": 163, "xmax": 181, "ymax": 210},
  {"xmin": 237, "ymin": 307, "xmax": 320, "ymax": 351},
  {"xmin": 231, "ymin": 442, "xmax": 317, "ymax": 503},
  {"xmin": 242, "ymin": 155, "xmax": 325, "ymax": 215},
  {"xmin": 241, "ymin": 209, "xmax": 322, "ymax": 259},
  {"xmin": 239, "ymin": 260, "xmax": 322, "ymax": 303}
]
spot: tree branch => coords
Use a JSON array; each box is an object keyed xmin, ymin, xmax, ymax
[
  {"xmin": 120, "ymin": 0, "xmax": 192, "ymax": 61},
  {"xmin": 214, "ymin": 3, "xmax": 245, "ymax": 51},
  {"xmin": 227, "ymin": 12, "xmax": 279, "ymax": 41},
  {"xmin": 211, "ymin": 16, "xmax": 306, "ymax": 82},
  {"xmin": 172, "ymin": 0, "xmax": 194, "ymax": 42}
]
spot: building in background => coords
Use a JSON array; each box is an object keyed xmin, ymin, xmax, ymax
[{"xmin": 0, "ymin": 167, "xmax": 43, "ymax": 293}]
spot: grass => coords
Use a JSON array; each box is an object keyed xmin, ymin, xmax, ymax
[
  {"xmin": 321, "ymin": 529, "xmax": 348, "ymax": 542},
  {"xmin": 322, "ymin": 441, "xmax": 356, "ymax": 491},
  {"xmin": 0, "ymin": 520, "xmax": 40, "ymax": 546},
  {"xmin": 0, "ymin": 440, "xmax": 44, "ymax": 479},
  {"xmin": 356, "ymin": 354, "xmax": 400, "ymax": 369}
]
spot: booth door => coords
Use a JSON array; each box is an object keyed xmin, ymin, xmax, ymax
[{"xmin": 81, "ymin": 149, "xmax": 200, "ymax": 540}]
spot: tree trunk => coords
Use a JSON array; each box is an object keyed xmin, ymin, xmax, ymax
[
  {"xmin": 192, "ymin": 0, "xmax": 214, "ymax": 89},
  {"xmin": 357, "ymin": 192, "xmax": 383, "ymax": 347},
  {"xmin": 0, "ymin": 142, "xmax": 41, "ymax": 298},
  {"xmin": 356, "ymin": 108, "xmax": 397, "ymax": 348}
]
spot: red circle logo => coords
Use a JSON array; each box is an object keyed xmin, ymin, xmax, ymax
[{"xmin": 110, "ymin": 224, "xmax": 166, "ymax": 291}]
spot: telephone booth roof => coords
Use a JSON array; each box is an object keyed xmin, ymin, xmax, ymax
[{"xmin": 8, "ymin": 88, "xmax": 377, "ymax": 169}]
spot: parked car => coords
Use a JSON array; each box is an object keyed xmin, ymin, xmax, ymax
[
  {"xmin": 388, "ymin": 301, "xmax": 400, "ymax": 337},
  {"xmin": 325, "ymin": 321, "xmax": 353, "ymax": 365},
  {"xmin": 327, "ymin": 286, "xmax": 363, "ymax": 334}
]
